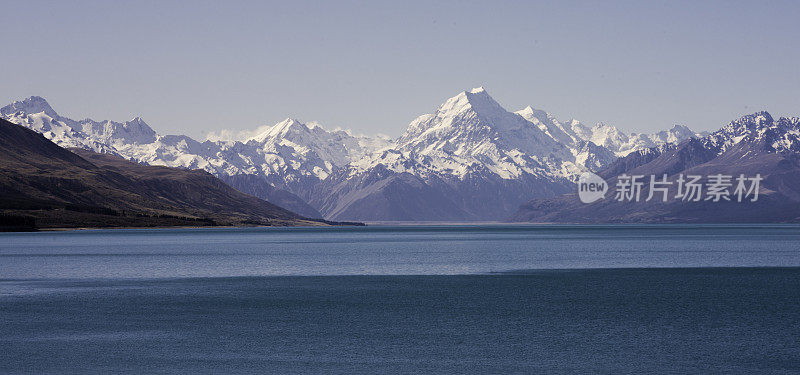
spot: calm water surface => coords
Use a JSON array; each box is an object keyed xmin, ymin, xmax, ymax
[
  {"xmin": 2, "ymin": 224, "xmax": 800, "ymax": 278},
  {"xmin": 1, "ymin": 225, "xmax": 799, "ymax": 373}
]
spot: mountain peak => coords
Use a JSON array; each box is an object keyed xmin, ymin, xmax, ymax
[
  {"xmin": 517, "ymin": 106, "xmax": 536, "ymax": 115},
  {"xmin": 463, "ymin": 86, "xmax": 492, "ymax": 100},
  {"xmin": 123, "ymin": 116, "xmax": 156, "ymax": 136},
  {"xmin": 724, "ymin": 111, "xmax": 774, "ymax": 135},
  {"xmin": 276, "ymin": 118, "xmax": 305, "ymax": 129},
  {"xmin": 1, "ymin": 96, "xmax": 57, "ymax": 117},
  {"xmin": 516, "ymin": 106, "xmax": 553, "ymax": 119},
  {"xmin": 126, "ymin": 116, "xmax": 152, "ymax": 130},
  {"xmin": 436, "ymin": 86, "xmax": 505, "ymax": 120},
  {"xmin": 271, "ymin": 118, "xmax": 308, "ymax": 134},
  {"xmin": 736, "ymin": 111, "xmax": 774, "ymax": 125},
  {"xmin": 250, "ymin": 118, "xmax": 309, "ymax": 142},
  {"xmin": 664, "ymin": 124, "xmax": 699, "ymax": 137},
  {"xmin": 752, "ymin": 111, "xmax": 774, "ymax": 124}
]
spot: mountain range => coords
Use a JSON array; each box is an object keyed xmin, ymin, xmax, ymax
[
  {"xmin": 0, "ymin": 118, "xmax": 340, "ymax": 229},
  {"xmin": 1, "ymin": 89, "xmax": 716, "ymax": 222},
  {"xmin": 512, "ymin": 112, "xmax": 800, "ymax": 223}
]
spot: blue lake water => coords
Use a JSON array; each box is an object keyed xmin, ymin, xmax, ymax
[{"xmin": 1, "ymin": 225, "xmax": 800, "ymax": 373}]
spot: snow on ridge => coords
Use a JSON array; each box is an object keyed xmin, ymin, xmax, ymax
[
  {"xmin": 368, "ymin": 89, "xmax": 588, "ymax": 181},
  {"xmin": 0, "ymin": 92, "xmax": 729, "ymax": 185},
  {"xmin": 702, "ymin": 111, "xmax": 800, "ymax": 154},
  {"xmin": 1, "ymin": 96, "xmax": 57, "ymax": 117},
  {"xmin": 514, "ymin": 104, "xmax": 703, "ymax": 158},
  {"xmin": 1, "ymin": 97, "xmax": 393, "ymax": 182}
]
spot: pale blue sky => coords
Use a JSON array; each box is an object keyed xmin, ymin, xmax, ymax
[{"xmin": 3, "ymin": 0, "xmax": 799, "ymax": 139}]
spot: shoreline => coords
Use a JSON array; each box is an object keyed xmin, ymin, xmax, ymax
[
  {"xmin": 2, "ymin": 220, "xmax": 365, "ymax": 233},
  {"xmin": 5, "ymin": 221, "xmax": 800, "ymax": 233}
]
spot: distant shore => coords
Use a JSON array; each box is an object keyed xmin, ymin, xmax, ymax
[{"xmin": 0, "ymin": 216, "xmax": 365, "ymax": 233}]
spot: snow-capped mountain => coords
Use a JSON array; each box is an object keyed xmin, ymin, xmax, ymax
[
  {"xmin": 1, "ymin": 96, "xmax": 388, "ymax": 178},
  {"xmin": 513, "ymin": 111, "xmax": 800, "ymax": 223},
  {"xmin": 0, "ymin": 97, "xmax": 388, "ymax": 218},
  {"xmin": 308, "ymin": 88, "xmax": 706, "ymax": 220},
  {"xmin": 1, "ymin": 89, "xmax": 704, "ymax": 221},
  {"xmin": 703, "ymin": 111, "xmax": 800, "ymax": 154},
  {"xmin": 350, "ymin": 88, "xmax": 581, "ymax": 180},
  {"xmin": 396, "ymin": 88, "xmax": 575, "ymax": 177},
  {"xmin": 515, "ymin": 104, "xmax": 703, "ymax": 158},
  {"xmin": 579, "ymin": 122, "xmax": 704, "ymax": 156},
  {"xmin": 515, "ymin": 106, "xmax": 583, "ymax": 146},
  {"xmin": 317, "ymin": 88, "xmax": 586, "ymax": 220}
]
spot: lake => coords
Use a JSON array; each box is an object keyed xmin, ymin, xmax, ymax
[{"xmin": 2, "ymin": 225, "xmax": 800, "ymax": 373}]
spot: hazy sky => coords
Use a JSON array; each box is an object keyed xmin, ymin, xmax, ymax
[{"xmin": 3, "ymin": 0, "xmax": 799, "ymax": 139}]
